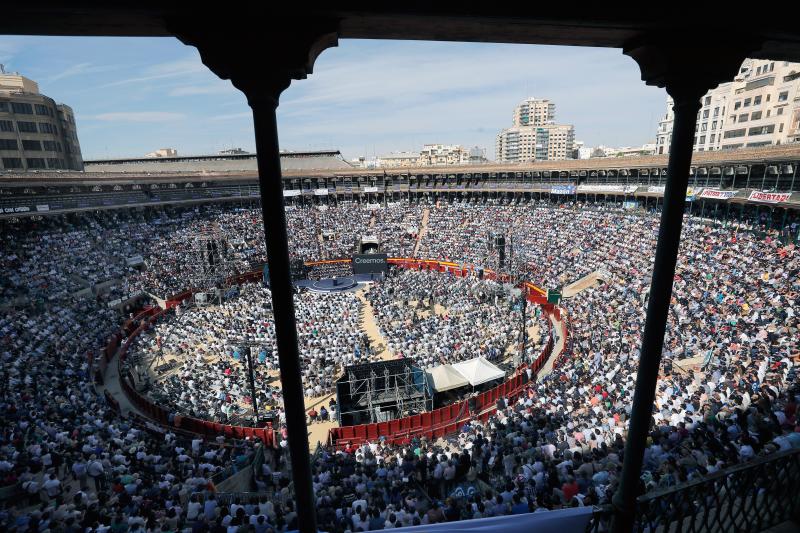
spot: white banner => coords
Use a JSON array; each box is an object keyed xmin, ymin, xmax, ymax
[
  {"xmin": 2, "ymin": 206, "xmax": 30, "ymax": 213},
  {"xmin": 389, "ymin": 507, "xmax": 593, "ymax": 533},
  {"xmin": 282, "ymin": 190, "xmax": 301, "ymax": 197},
  {"xmin": 647, "ymin": 185, "xmax": 665, "ymax": 193},
  {"xmin": 748, "ymin": 191, "xmax": 791, "ymax": 203},
  {"xmin": 363, "ymin": 186, "xmax": 378, "ymax": 193},
  {"xmin": 699, "ymin": 189, "xmax": 738, "ymax": 199},
  {"xmin": 36, "ymin": 204, "xmax": 50, "ymax": 212},
  {"xmin": 314, "ymin": 188, "xmax": 329, "ymax": 196},
  {"xmin": 577, "ymin": 184, "xmax": 638, "ymax": 193}
]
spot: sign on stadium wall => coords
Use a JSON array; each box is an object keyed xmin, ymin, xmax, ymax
[
  {"xmin": 699, "ymin": 189, "xmax": 738, "ymax": 200},
  {"xmin": 576, "ymin": 184, "xmax": 638, "ymax": 194},
  {"xmin": 550, "ymin": 185, "xmax": 576, "ymax": 195},
  {"xmin": 646, "ymin": 185, "xmax": 700, "ymax": 199},
  {"xmin": 282, "ymin": 190, "xmax": 301, "ymax": 197},
  {"xmin": 314, "ymin": 188, "xmax": 329, "ymax": 195},
  {"xmin": 363, "ymin": 186, "xmax": 378, "ymax": 193},
  {"xmin": 2, "ymin": 206, "xmax": 30, "ymax": 213},
  {"xmin": 36, "ymin": 204, "xmax": 49, "ymax": 212},
  {"xmin": 748, "ymin": 191, "xmax": 792, "ymax": 203},
  {"xmin": 352, "ymin": 253, "xmax": 388, "ymax": 274}
]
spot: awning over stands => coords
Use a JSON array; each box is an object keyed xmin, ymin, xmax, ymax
[
  {"xmin": 427, "ymin": 364, "xmax": 470, "ymax": 392},
  {"xmin": 450, "ymin": 357, "xmax": 506, "ymax": 387}
]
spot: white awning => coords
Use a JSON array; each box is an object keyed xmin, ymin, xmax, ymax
[
  {"xmin": 427, "ymin": 364, "xmax": 470, "ymax": 392},
  {"xmin": 450, "ymin": 357, "xmax": 506, "ymax": 387}
]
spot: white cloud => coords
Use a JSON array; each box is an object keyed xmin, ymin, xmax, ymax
[
  {"xmin": 169, "ymin": 83, "xmax": 237, "ymax": 97},
  {"xmin": 209, "ymin": 112, "xmax": 252, "ymax": 121},
  {"xmin": 97, "ymin": 57, "xmax": 209, "ymax": 89},
  {"xmin": 86, "ymin": 112, "xmax": 186, "ymax": 122}
]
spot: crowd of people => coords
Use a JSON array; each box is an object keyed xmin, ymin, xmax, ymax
[
  {"xmin": 128, "ymin": 283, "xmax": 365, "ymax": 423},
  {"xmin": 0, "ymin": 195, "xmax": 798, "ymax": 532},
  {"xmin": 368, "ymin": 269, "xmax": 549, "ymax": 369}
]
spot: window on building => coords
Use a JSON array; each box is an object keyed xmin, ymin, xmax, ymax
[
  {"xmin": 699, "ymin": 135, "xmax": 706, "ymax": 144},
  {"xmin": 0, "ymin": 139, "xmax": 17, "ymax": 150},
  {"xmin": 704, "ymin": 96, "xmax": 711, "ymax": 106},
  {"xmin": 34, "ymin": 104, "xmax": 52, "ymax": 116},
  {"xmin": 744, "ymin": 98, "xmax": 752, "ymax": 107},
  {"xmin": 11, "ymin": 102, "xmax": 33, "ymax": 114},
  {"xmin": 17, "ymin": 121, "xmax": 37, "ymax": 133},
  {"xmin": 778, "ymin": 107, "xmax": 784, "ymax": 115},
  {"xmin": 703, "ymin": 110, "xmax": 709, "ymax": 119},
  {"xmin": 713, "ymin": 107, "xmax": 719, "ymax": 117},
  {"xmin": 2, "ymin": 157, "xmax": 23, "ymax": 168},
  {"xmin": 750, "ymin": 111, "xmax": 762, "ymax": 120},
  {"xmin": 42, "ymin": 140, "xmax": 61, "ymax": 152},
  {"xmin": 747, "ymin": 125, "xmax": 775, "ymax": 136},
  {"xmin": 38, "ymin": 123, "xmax": 57, "ymax": 134},
  {"xmin": 739, "ymin": 114, "xmax": 749, "ymax": 122},
  {"xmin": 711, "ymin": 121, "xmax": 717, "ymax": 130},
  {"xmin": 26, "ymin": 158, "xmax": 46, "ymax": 169},
  {"xmin": 46, "ymin": 158, "xmax": 63, "ymax": 169},
  {"xmin": 767, "ymin": 110, "xmax": 771, "ymax": 117},
  {"xmin": 753, "ymin": 95, "xmax": 762, "ymax": 106},
  {"xmin": 779, "ymin": 91, "xmax": 789, "ymax": 102},
  {"xmin": 723, "ymin": 128, "xmax": 747, "ymax": 139},
  {"xmin": 701, "ymin": 123, "xmax": 707, "ymax": 132},
  {"xmin": 710, "ymin": 134, "xmax": 715, "ymax": 143},
  {"xmin": 734, "ymin": 101, "xmax": 741, "ymax": 110},
  {"xmin": 780, "ymin": 123, "xmax": 784, "ymax": 133},
  {"xmin": 0, "ymin": 101, "xmax": 8, "ymax": 112},
  {"xmin": 21, "ymin": 140, "xmax": 42, "ymax": 151},
  {"xmin": 766, "ymin": 94, "xmax": 771, "ymax": 102},
  {"xmin": 0, "ymin": 120, "xmax": 13, "ymax": 132}
]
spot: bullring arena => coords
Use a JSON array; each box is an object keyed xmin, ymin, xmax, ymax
[{"xmin": 1, "ymin": 147, "xmax": 799, "ymax": 532}]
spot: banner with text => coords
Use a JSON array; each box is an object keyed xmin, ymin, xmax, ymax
[
  {"xmin": 2, "ymin": 206, "xmax": 30, "ymax": 213},
  {"xmin": 577, "ymin": 184, "xmax": 638, "ymax": 194},
  {"xmin": 699, "ymin": 189, "xmax": 738, "ymax": 200},
  {"xmin": 363, "ymin": 186, "xmax": 378, "ymax": 193},
  {"xmin": 352, "ymin": 253, "xmax": 388, "ymax": 274},
  {"xmin": 748, "ymin": 191, "xmax": 792, "ymax": 203},
  {"xmin": 282, "ymin": 190, "xmax": 301, "ymax": 197},
  {"xmin": 314, "ymin": 188, "xmax": 329, "ymax": 196},
  {"xmin": 550, "ymin": 185, "xmax": 576, "ymax": 195}
]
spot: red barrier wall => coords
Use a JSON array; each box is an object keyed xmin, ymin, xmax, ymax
[
  {"xmin": 107, "ymin": 259, "xmax": 561, "ymax": 450},
  {"xmin": 328, "ymin": 310, "xmax": 559, "ymax": 448}
]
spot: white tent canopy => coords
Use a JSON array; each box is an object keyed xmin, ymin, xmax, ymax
[
  {"xmin": 451, "ymin": 357, "xmax": 506, "ymax": 387},
  {"xmin": 427, "ymin": 364, "xmax": 470, "ymax": 393}
]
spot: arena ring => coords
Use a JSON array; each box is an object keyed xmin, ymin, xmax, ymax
[{"xmin": 107, "ymin": 258, "xmax": 564, "ymax": 448}]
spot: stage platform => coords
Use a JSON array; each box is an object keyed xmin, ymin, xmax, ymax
[{"xmin": 295, "ymin": 274, "xmax": 383, "ymax": 293}]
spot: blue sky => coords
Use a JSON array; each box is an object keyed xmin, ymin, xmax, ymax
[{"xmin": 0, "ymin": 36, "xmax": 668, "ymax": 160}]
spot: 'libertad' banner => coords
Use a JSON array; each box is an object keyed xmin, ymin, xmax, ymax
[{"xmin": 748, "ymin": 191, "xmax": 791, "ymax": 203}]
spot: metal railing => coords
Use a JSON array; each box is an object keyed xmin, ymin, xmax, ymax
[{"xmin": 586, "ymin": 448, "xmax": 800, "ymax": 533}]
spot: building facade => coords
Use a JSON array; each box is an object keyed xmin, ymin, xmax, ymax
[
  {"xmin": 512, "ymin": 97, "xmax": 555, "ymax": 127},
  {"xmin": 0, "ymin": 73, "xmax": 83, "ymax": 171},
  {"xmin": 496, "ymin": 97, "xmax": 575, "ymax": 162},
  {"xmin": 375, "ymin": 143, "xmax": 481, "ymax": 167},
  {"xmin": 656, "ymin": 58, "xmax": 800, "ymax": 155}
]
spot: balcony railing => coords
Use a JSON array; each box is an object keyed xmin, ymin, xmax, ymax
[{"xmin": 587, "ymin": 448, "xmax": 800, "ymax": 533}]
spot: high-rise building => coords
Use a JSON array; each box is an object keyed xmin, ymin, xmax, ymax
[
  {"xmin": 512, "ymin": 97, "xmax": 555, "ymax": 127},
  {"xmin": 496, "ymin": 97, "xmax": 575, "ymax": 162},
  {"xmin": 655, "ymin": 58, "xmax": 800, "ymax": 155},
  {"xmin": 0, "ymin": 71, "xmax": 83, "ymax": 171}
]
